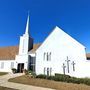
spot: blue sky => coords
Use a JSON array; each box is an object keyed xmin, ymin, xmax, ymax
[{"xmin": 0, "ymin": 0, "xmax": 90, "ymax": 52}]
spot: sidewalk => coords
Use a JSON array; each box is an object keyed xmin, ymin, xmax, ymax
[{"xmin": 0, "ymin": 73, "xmax": 55, "ymax": 90}]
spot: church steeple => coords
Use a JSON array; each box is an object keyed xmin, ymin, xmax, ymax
[
  {"xmin": 18, "ymin": 14, "xmax": 33, "ymax": 55},
  {"xmin": 25, "ymin": 14, "xmax": 29, "ymax": 35}
]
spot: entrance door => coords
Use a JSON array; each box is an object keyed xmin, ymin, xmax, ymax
[{"xmin": 17, "ymin": 63, "xmax": 24, "ymax": 73}]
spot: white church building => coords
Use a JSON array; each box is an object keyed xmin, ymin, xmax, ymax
[{"xmin": 0, "ymin": 15, "xmax": 90, "ymax": 78}]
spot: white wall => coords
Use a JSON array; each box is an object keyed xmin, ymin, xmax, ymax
[
  {"xmin": 19, "ymin": 35, "xmax": 29, "ymax": 55},
  {"xmin": 0, "ymin": 60, "xmax": 16, "ymax": 72},
  {"xmin": 36, "ymin": 26, "xmax": 87, "ymax": 78},
  {"xmin": 0, "ymin": 54, "xmax": 29, "ymax": 73},
  {"xmin": 15, "ymin": 54, "xmax": 29, "ymax": 70},
  {"xmin": 0, "ymin": 46, "xmax": 29, "ymax": 72}
]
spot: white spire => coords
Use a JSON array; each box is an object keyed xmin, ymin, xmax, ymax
[{"xmin": 25, "ymin": 14, "xmax": 29, "ymax": 35}]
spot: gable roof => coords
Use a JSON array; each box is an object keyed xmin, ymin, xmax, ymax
[
  {"xmin": 54, "ymin": 26, "xmax": 85, "ymax": 48},
  {"xmin": 29, "ymin": 43, "xmax": 41, "ymax": 54},
  {"xmin": 0, "ymin": 43, "xmax": 41, "ymax": 60},
  {"xmin": 0, "ymin": 46, "xmax": 19, "ymax": 60},
  {"xmin": 36, "ymin": 26, "xmax": 85, "ymax": 52}
]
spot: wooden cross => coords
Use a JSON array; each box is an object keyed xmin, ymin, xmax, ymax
[
  {"xmin": 72, "ymin": 61, "xmax": 76, "ymax": 71},
  {"xmin": 65, "ymin": 56, "xmax": 70, "ymax": 73},
  {"xmin": 62, "ymin": 63, "xmax": 66, "ymax": 75}
]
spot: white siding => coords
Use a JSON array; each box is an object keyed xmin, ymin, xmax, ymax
[
  {"xmin": 36, "ymin": 26, "xmax": 87, "ymax": 78},
  {"xmin": 0, "ymin": 60, "xmax": 16, "ymax": 72}
]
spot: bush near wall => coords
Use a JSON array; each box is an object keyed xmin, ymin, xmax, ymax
[
  {"xmin": 54, "ymin": 73, "xmax": 71, "ymax": 82},
  {"xmin": 36, "ymin": 73, "xmax": 90, "ymax": 86},
  {"xmin": 36, "ymin": 74, "xmax": 47, "ymax": 79}
]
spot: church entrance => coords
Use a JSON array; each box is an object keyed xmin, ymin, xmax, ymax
[{"xmin": 17, "ymin": 63, "xmax": 24, "ymax": 73}]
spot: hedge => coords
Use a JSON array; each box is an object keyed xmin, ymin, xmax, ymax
[{"xmin": 36, "ymin": 73, "xmax": 90, "ymax": 86}]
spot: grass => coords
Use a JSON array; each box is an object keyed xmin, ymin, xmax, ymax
[
  {"xmin": 9, "ymin": 75, "xmax": 90, "ymax": 90},
  {"xmin": 0, "ymin": 72, "xmax": 8, "ymax": 76},
  {"xmin": 0, "ymin": 86, "xmax": 17, "ymax": 90}
]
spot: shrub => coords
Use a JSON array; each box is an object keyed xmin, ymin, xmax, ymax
[
  {"xmin": 69, "ymin": 77, "xmax": 81, "ymax": 84},
  {"xmin": 81, "ymin": 78, "xmax": 90, "ymax": 85},
  {"xmin": 36, "ymin": 74, "xmax": 71, "ymax": 82},
  {"xmin": 36, "ymin": 74, "xmax": 47, "ymax": 79},
  {"xmin": 47, "ymin": 76, "xmax": 55, "ymax": 80},
  {"xmin": 55, "ymin": 73, "xmax": 71, "ymax": 82},
  {"xmin": 28, "ymin": 70, "xmax": 36, "ymax": 78},
  {"xmin": 55, "ymin": 73, "xmax": 71, "ymax": 78},
  {"xmin": 11, "ymin": 68, "xmax": 16, "ymax": 74},
  {"xmin": 36, "ymin": 73, "xmax": 90, "ymax": 86},
  {"xmin": 23, "ymin": 69, "xmax": 29, "ymax": 75}
]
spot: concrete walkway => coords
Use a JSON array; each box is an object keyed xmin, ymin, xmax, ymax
[{"xmin": 0, "ymin": 73, "xmax": 55, "ymax": 90}]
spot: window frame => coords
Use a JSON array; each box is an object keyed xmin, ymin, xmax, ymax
[
  {"xmin": 11, "ymin": 62, "xmax": 14, "ymax": 69},
  {"xmin": 1, "ymin": 62, "xmax": 4, "ymax": 69}
]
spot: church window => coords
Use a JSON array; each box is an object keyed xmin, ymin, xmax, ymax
[
  {"xmin": 47, "ymin": 52, "xmax": 49, "ymax": 61},
  {"xmin": 1, "ymin": 62, "xmax": 4, "ymax": 69},
  {"xmin": 47, "ymin": 52, "xmax": 51, "ymax": 61},
  {"xmin": 49, "ymin": 52, "xmax": 51, "ymax": 61},
  {"xmin": 47, "ymin": 68, "xmax": 49, "ymax": 76},
  {"xmin": 44, "ymin": 67, "xmax": 46, "ymax": 75},
  {"xmin": 50, "ymin": 67, "xmax": 52, "ymax": 76},
  {"xmin": 22, "ymin": 39, "xmax": 25, "ymax": 53},
  {"xmin": 11, "ymin": 62, "xmax": 14, "ymax": 69},
  {"xmin": 29, "ymin": 57, "xmax": 35, "ymax": 72},
  {"xmin": 44, "ymin": 52, "xmax": 46, "ymax": 60},
  {"xmin": 44, "ymin": 52, "xmax": 51, "ymax": 61}
]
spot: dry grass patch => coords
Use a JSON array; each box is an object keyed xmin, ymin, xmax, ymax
[
  {"xmin": 0, "ymin": 72, "xmax": 8, "ymax": 76},
  {"xmin": 9, "ymin": 75, "xmax": 90, "ymax": 90},
  {"xmin": 0, "ymin": 86, "xmax": 17, "ymax": 90}
]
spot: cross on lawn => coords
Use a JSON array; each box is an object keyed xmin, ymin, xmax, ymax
[
  {"xmin": 65, "ymin": 56, "xmax": 70, "ymax": 73},
  {"xmin": 62, "ymin": 63, "xmax": 66, "ymax": 75},
  {"xmin": 71, "ymin": 61, "xmax": 76, "ymax": 71}
]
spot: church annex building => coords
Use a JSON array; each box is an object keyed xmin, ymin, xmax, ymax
[{"xmin": 0, "ymin": 15, "xmax": 90, "ymax": 78}]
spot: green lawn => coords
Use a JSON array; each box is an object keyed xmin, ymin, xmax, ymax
[
  {"xmin": 9, "ymin": 75, "xmax": 90, "ymax": 90},
  {"xmin": 0, "ymin": 86, "xmax": 17, "ymax": 90},
  {"xmin": 0, "ymin": 72, "xmax": 8, "ymax": 76}
]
